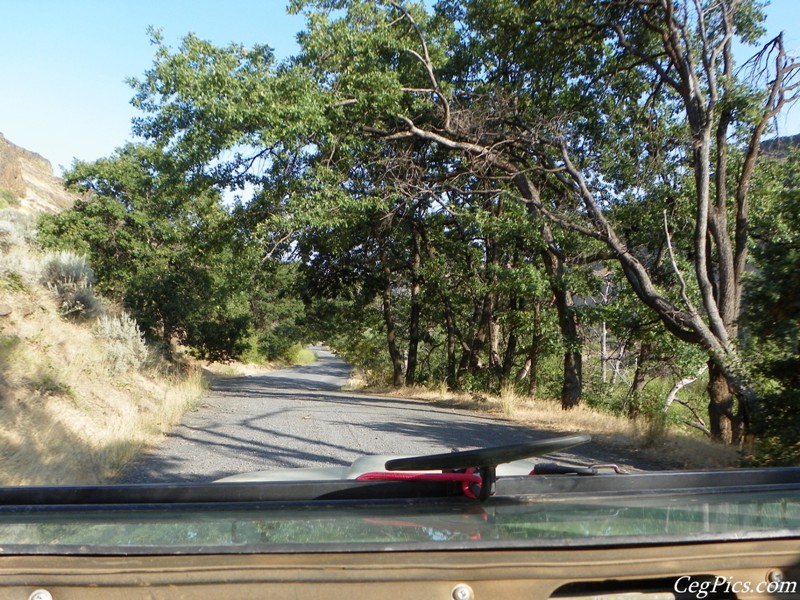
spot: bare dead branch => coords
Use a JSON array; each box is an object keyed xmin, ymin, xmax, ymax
[
  {"xmin": 735, "ymin": 34, "xmax": 800, "ymax": 287},
  {"xmin": 682, "ymin": 417, "xmax": 712, "ymax": 437},
  {"xmin": 664, "ymin": 365, "xmax": 707, "ymax": 411},
  {"xmin": 663, "ymin": 209, "xmax": 698, "ymax": 316},
  {"xmin": 389, "ymin": 2, "xmax": 452, "ymax": 131}
]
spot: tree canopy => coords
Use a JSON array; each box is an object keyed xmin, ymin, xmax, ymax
[{"xmin": 40, "ymin": 0, "xmax": 800, "ymax": 456}]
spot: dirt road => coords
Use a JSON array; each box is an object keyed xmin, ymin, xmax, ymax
[{"xmin": 119, "ymin": 348, "xmax": 651, "ymax": 483}]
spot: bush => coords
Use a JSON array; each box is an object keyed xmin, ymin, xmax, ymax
[
  {"xmin": 0, "ymin": 209, "xmax": 36, "ymax": 252},
  {"xmin": 747, "ymin": 383, "xmax": 800, "ymax": 466},
  {"xmin": 0, "ymin": 187, "xmax": 19, "ymax": 209},
  {"xmin": 282, "ymin": 343, "xmax": 317, "ymax": 366},
  {"xmin": 0, "ymin": 221, "xmax": 13, "ymax": 253},
  {"xmin": 41, "ymin": 251, "xmax": 101, "ymax": 320},
  {"xmin": 94, "ymin": 313, "xmax": 149, "ymax": 374},
  {"xmin": 41, "ymin": 251, "xmax": 95, "ymax": 287}
]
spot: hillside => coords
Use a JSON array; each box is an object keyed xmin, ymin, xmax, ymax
[
  {"xmin": 0, "ymin": 132, "xmax": 76, "ymax": 214},
  {"xmin": 0, "ymin": 135, "xmax": 205, "ymax": 485},
  {"xmin": 761, "ymin": 133, "xmax": 800, "ymax": 159}
]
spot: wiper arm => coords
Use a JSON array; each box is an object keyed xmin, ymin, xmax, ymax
[
  {"xmin": 532, "ymin": 462, "xmax": 629, "ymax": 476},
  {"xmin": 385, "ymin": 434, "xmax": 591, "ymax": 500}
]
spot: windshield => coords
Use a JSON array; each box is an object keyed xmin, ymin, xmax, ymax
[
  {"xmin": 2, "ymin": 469, "xmax": 798, "ymax": 554},
  {"xmin": 4, "ymin": 488, "xmax": 799, "ymax": 554}
]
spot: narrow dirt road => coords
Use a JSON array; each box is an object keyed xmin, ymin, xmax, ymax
[{"xmin": 119, "ymin": 348, "xmax": 651, "ymax": 483}]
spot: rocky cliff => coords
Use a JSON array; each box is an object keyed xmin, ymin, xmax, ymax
[
  {"xmin": 762, "ymin": 132, "xmax": 800, "ymax": 159},
  {"xmin": 0, "ymin": 133, "xmax": 76, "ymax": 213}
]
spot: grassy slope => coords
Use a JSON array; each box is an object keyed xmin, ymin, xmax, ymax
[{"xmin": 0, "ymin": 212, "xmax": 206, "ymax": 485}]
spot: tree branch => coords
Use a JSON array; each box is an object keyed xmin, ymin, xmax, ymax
[
  {"xmin": 389, "ymin": 2, "xmax": 452, "ymax": 131},
  {"xmin": 664, "ymin": 365, "xmax": 706, "ymax": 412},
  {"xmin": 663, "ymin": 209, "xmax": 698, "ymax": 316}
]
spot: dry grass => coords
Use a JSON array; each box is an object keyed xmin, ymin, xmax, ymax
[
  {"xmin": 202, "ymin": 360, "xmax": 275, "ymax": 378},
  {"xmin": 364, "ymin": 383, "xmax": 740, "ymax": 471},
  {"xmin": 0, "ymin": 224, "xmax": 207, "ymax": 485}
]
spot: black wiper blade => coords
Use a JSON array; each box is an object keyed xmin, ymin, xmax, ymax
[{"xmin": 384, "ymin": 434, "xmax": 591, "ymax": 472}]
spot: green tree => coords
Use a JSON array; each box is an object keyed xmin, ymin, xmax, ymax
[
  {"xmin": 744, "ymin": 151, "xmax": 800, "ymax": 464},
  {"xmin": 38, "ymin": 143, "xmax": 253, "ymax": 361},
  {"xmin": 119, "ymin": 1, "xmax": 799, "ymax": 444},
  {"xmin": 287, "ymin": 0, "xmax": 797, "ymax": 441}
]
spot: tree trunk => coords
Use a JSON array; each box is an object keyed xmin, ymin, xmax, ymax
[
  {"xmin": 707, "ymin": 359, "xmax": 738, "ymax": 444},
  {"xmin": 562, "ymin": 349, "xmax": 582, "ymax": 409},
  {"xmin": 500, "ymin": 297, "xmax": 521, "ymax": 382},
  {"xmin": 380, "ymin": 251, "xmax": 405, "ymax": 387},
  {"xmin": 539, "ymin": 232, "xmax": 582, "ymax": 410},
  {"xmin": 443, "ymin": 300, "xmax": 457, "ymax": 389},
  {"xmin": 528, "ymin": 300, "xmax": 541, "ymax": 398},
  {"xmin": 488, "ymin": 295, "xmax": 501, "ymax": 388},
  {"xmin": 418, "ymin": 228, "xmax": 458, "ymax": 389},
  {"xmin": 514, "ymin": 178, "xmax": 583, "ymax": 408},
  {"xmin": 458, "ymin": 295, "xmax": 490, "ymax": 379},
  {"xmin": 626, "ymin": 341, "xmax": 652, "ymax": 419},
  {"xmin": 405, "ymin": 297, "xmax": 421, "ymax": 386},
  {"xmin": 405, "ymin": 225, "xmax": 422, "ymax": 386}
]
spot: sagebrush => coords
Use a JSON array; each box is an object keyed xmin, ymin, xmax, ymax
[{"xmin": 94, "ymin": 313, "xmax": 149, "ymax": 374}]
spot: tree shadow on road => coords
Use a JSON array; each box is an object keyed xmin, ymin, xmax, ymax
[
  {"xmin": 118, "ymin": 354, "xmax": 658, "ymax": 484},
  {"xmin": 117, "ymin": 386, "xmax": 618, "ymax": 483}
]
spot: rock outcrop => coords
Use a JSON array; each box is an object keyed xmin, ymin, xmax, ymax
[
  {"xmin": 0, "ymin": 134, "xmax": 26, "ymax": 199},
  {"xmin": 0, "ymin": 132, "xmax": 76, "ymax": 213},
  {"xmin": 761, "ymin": 133, "xmax": 800, "ymax": 160}
]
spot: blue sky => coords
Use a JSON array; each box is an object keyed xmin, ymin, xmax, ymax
[
  {"xmin": 0, "ymin": 1, "xmax": 304, "ymax": 173},
  {"xmin": 1, "ymin": 0, "xmax": 799, "ymax": 175}
]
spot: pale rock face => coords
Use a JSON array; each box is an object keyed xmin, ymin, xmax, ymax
[{"xmin": 0, "ymin": 132, "xmax": 78, "ymax": 214}]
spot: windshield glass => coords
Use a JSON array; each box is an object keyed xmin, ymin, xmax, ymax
[{"xmin": 3, "ymin": 480, "xmax": 799, "ymax": 554}]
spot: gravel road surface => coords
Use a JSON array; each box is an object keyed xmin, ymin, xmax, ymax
[{"xmin": 119, "ymin": 348, "xmax": 654, "ymax": 483}]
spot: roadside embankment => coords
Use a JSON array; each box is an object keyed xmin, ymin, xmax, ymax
[
  {"xmin": 0, "ymin": 278, "xmax": 207, "ymax": 485},
  {"xmin": 1, "ymin": 210, "xmax": 207, "ymax": 485}
]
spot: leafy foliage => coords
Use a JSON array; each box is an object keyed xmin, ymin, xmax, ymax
[
  {"xmin": 31, "ymin": 0, "xmax": 800, "ymax": 454},
  {"xmin": 38, "ymin": 145, "xmax": 256, "ymax": 361},
  {"xmin": 744, "ymin": 152, "xmax": 800, "ymax": 464}
]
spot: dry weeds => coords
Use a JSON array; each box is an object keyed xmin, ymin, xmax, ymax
[
  {"xmin": 1, "ymin": 241, "xmax": 207, "ymax": 485},
  {"xmin": 360, "ymin": 383, "xmax": 740, "ymax": 470}
]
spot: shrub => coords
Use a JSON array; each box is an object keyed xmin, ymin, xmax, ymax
[
  {"xmin": 0, "ymin": 187, "xmax": 19, "ymax": 209},
  {"xmin": 0, "ymin": 221, "xmax": 13, "ymax": 253},
  {"xmin": 55, "ymin": 284, "xmax": 101, "ymax": 320},
  {"xmin": 282, "ymin": 343, "xmax": 317, "ymax": 366},
  {"xmin": 41, "ymin": 251, "xmax": 101, "ymax": 320},
  {"xmin": 41, "ymin": 251, "xmax": 95, "ymax": 287},
  {"xmin": 0, "ymin": 209, "xmax": 36, "ymax": 253},
  {"xmin": 94, "ymin": 313, "xmax": 149, "ymax": 374}
]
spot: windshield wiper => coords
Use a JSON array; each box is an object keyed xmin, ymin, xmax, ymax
[{"xmin": 385, "ymin": 434, "xmax": 591, "ymax": 500}]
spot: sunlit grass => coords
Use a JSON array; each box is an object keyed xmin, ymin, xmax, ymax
[
  {"xmin": 0, "ymin": 217, "xmax": 207, "ymax": 485},
  {"xmin": 369, "ymin": 383, "xmax": 740, "ymax": 470},
  {"xmin": 284, "ymin": 343, "xmax": 317, "ymax": 365}
]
